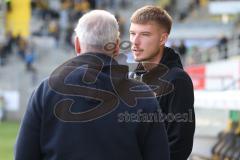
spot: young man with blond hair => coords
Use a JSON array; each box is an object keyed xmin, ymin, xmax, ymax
[{"xmin": 129, "ymin": 5, "xmax": 195, "ymax": 160}]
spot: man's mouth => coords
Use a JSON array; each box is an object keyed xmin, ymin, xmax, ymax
[{"xmin": 132, "ymin": 48, "xmax": 144, "ymax": 53}]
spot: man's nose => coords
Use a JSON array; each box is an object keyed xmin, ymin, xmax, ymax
[{"xmin": 132, "ymin": 35, "xmax": 141, "ymax": 45}]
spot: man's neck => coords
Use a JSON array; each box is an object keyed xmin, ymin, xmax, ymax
[{"xmin": 79, "ymin": 50, "xmax": 117, "ymax": 59}]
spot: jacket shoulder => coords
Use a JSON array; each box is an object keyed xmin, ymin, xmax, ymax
[{"xmin": 166, "ymin": 67, "xmax": 192, "ymax": 84}]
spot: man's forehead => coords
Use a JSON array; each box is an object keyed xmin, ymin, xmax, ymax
[
  {"xmin": 130, "ymin": 21, "xmax": 163, "ymax": 29},
  {"xmin": 130, "ymin": 22, "xmax": 162, "ymax": 32}
]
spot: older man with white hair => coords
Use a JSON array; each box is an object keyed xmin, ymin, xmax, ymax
[{"xmin": 15, "ymin": 10, "xmax": 170, "ymax": 160}]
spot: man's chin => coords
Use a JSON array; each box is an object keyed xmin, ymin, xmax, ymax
[{"xmin": 133, "ymin": 56, "xmax": 141, "ymax": 62}]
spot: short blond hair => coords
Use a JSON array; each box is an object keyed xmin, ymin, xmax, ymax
[{"xmin": 131, "ymin": 5, "xmax": 172, "ymax": 34}]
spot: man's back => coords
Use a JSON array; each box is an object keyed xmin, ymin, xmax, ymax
[{"xmin": 15, "ymin": 53, "xmax": 170, "ymax": 160}]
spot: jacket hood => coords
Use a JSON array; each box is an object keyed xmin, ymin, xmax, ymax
[{"xmin": 160, "ymin": 47, "xmax": 183, "ymax": 69}]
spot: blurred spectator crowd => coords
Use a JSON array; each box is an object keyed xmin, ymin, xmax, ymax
[
  {"xmin": 0, "ymin": 31, "xmax": 36, "ymax": 72},
  {"xmin": 0, "ymin": 0, "xmax": 129, "ymax": 69},
  {"xmin": 31, "ymin": 0, "xmax": 128, "ymax": 48}
]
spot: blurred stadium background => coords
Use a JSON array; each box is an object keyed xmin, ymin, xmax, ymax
[{"xmin": 0, "ymin": 0, "xmax": 240, "ymax": 159}]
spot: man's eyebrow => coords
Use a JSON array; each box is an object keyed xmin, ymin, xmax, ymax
[
  {"xmin": 129, "ymin": 31, "xmax": 152, "ymax": 34},
  {"xmin": 140, "ymin": 31, "xmax": 152, "ymax": 34}
]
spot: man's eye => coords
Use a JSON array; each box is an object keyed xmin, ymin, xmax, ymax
[
  {"xmin": 130, "ymin": 33, "xmax": 135, "ymax": 35},
  {"xmin": 142, "ymin": 34, "xmax": 150, "ymax": 36}
]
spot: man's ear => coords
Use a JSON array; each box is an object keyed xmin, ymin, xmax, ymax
[
  {"xmin": 113, "ymin": 38, "xmax": 120, "ymax": 57},
  {"xmin": 75, "ymin": 36, "xmax": 81, "ymax": 55},
  {"xmin": 160, "ymin": 33, "xmax": 169, "ymax": 46}
]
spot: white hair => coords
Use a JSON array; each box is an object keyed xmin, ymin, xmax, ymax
[{"xmin": 74, "ymin": 10, "xmax": 119, "ymax": 51}]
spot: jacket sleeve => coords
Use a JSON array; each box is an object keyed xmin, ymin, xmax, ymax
[
  {"xmin": 15, "ymin": 85, "xmax": 44, "ymax": 160},
  {"xmin": 139, "ymin": 96, "xmax": 170, "ymax": 160},
  {"xmin": 164, "ymin": 78, "xmax": 195, "ymax": 160},
  {"xmin": 143, "ymin": 120, "xmax": 170, "ymax": 160}
]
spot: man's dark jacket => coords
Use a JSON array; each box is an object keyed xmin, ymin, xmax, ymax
[
  {"xmin": 15, "ymin": 53, "xmax": 170, "ymax": 160},
  {"xmin": 130, "ymin": 47, "xmax": 195, "ymax": 160}
]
